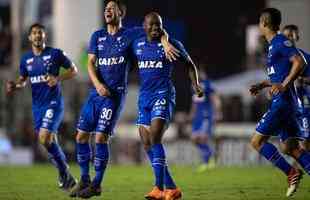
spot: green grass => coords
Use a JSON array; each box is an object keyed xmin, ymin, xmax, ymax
[{"xmin": 0, "ymin": 164, "xmax": 309, "ymax": 200}]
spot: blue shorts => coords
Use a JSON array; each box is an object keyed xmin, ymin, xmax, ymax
[
  {"xmin": 32, "ymin": 102, "xmax": 64, "ymax": 134},
  {"xmin": 256, "ymin": 97, "xmax": 301, "ymax": 142},
  {"xmin": 77, "ymin": 92, "xmax": 125, "ymax": 135},
  {"xmin": 137, "ymin": 91, "xmax": 175, "ymax": 126},
  {"xmin": 192, "ymin": 117, "xmax": 213, "ymax": 136}
]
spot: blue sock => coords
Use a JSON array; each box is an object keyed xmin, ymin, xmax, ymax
[
  {"xmin": 47, "ymin": 142, "xmax": 68, "ymax": 176},
  {"xmin": 296, "ymin": 151, "xmax": 310, "ymax": 175},
  {"xmin": 147, "ymin": 149, "xmax": 176, "ymax": 189},
  {"xmin": 259, "ymin": 143, "xmax": 292, "ymax": 175},
  {"xmin": 92, "ymin": 143, "xmax": 109, "ymax": 187},
  {"xmin": 197, "ymin": 143, "xmax": 212, "ymax": 164},
  {"xmin": 77, "ymin": 143, "xmax": 91, "ymax": 182},
  {"xmin": 151, "ymin": 144, "xmax": 166, "ymax": 190}
]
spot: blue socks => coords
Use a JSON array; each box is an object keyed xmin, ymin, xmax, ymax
[
  {"xmin": 147, "ymin": 149, "xmax": 176, "ymax": 189},
  {"xmin": 151, "ymin": 144, "xmax": 166, "ymax": 190},
  {"xmin": 197, "ymin": 143, "xmax": 212, "ymax": 164},
  {"xmin": 47, "ymin": 142, "xmax": 68, "ymax": 176},
  {"xmin": 92, "ymin": 143, "xmax": 109, "ymax": 187},
  {"xmin": 296, "ymin": 150, "xmax": 310, "ymax": 175},
  {"xmin": 77, "ymin": 143, "xmax": 91, "ymax": 182},
  {"xmin": 259, "ymin": 143, "xmax": 292, "ymax": 175}
]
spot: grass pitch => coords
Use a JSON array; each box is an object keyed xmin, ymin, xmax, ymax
[{"xmin": 0, "ymin": 164, "xmax": 309, "ymax": 200}]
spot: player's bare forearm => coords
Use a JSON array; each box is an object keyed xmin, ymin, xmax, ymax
[
  {"xmin": 87, "ymin": 54, "xmax": 103, "ymax": 88},
  {"xmin": 211, "ymin": 93, "xmax": 223, "ymax": 121},
  {"xmin": 57, "ymin": 65, "xmax": 78, "ymax": 82},
  {"xmin": 6, "ymin": 76, "xmax": 27, "ymax": 95},
  {"xmin": 281, "ymin": 55, "xmax": 305, "ymax": 89},
  {"xmin": 187, "ymin": 59, "xmax": 200, "ymax": 87}
]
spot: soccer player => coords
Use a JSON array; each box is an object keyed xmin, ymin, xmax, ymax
[
  {"xmin": 190, "ymin": 70, "xmax": 222, "ymax": 172},
  {"xmin": 69, "ymin": 0, "xmax": 179, "ymax": 198},
  {"xmin": 249, "ymin": 8, "xmax": 310, "ymax": 197},
  {"xmin": 5, "ymin": 23, "xmax": 78, "ymax": 190},
  {"xmin": 132, "ymin": 12, "xmax": 203, "ymax": 200},
  {"xmin": 282, "ymin": 24, "xmax": 310, "ymax": 151}
]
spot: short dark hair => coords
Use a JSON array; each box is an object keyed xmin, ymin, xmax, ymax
[
  {"xmin": 105, "ymin": 0, "xmax": 126, "ymax": 18},
  {"xmin": 260, "ymin": 8, "xmax": 282, "ymax": 31},
  {"xmin": 282, "ymin": 24, "xmax": 299, "ymax": 32},
  {"xmin": 28, "ymin": 23, "xmax": 45, "ymax": 35}
]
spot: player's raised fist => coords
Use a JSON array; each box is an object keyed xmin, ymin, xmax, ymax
[{"xmin": 5, "ymin": 80, "xmax": 16, "ymax": 96}]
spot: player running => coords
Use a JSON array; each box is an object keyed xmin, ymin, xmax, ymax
[
  {"xmin": 190, "ymin": 70, "xmax": 222, "ymax": 172},
  {"xmin": 69, "ymin": 0, "xmax": 179, "ymax": 198},
  {"xmin": 249, "ymin": 8, "xmax": 310, "ymax": 197},
  {"xmin": 132, "ymin": 12, "xmax": 203, "ymax": 200},
  {"xmin": 5, "ymin": 23, "xmax": 78, "ymax": 190},
  {"xmin": 282, "ymin": 24, "xmax": 310, "ymax": 152}
]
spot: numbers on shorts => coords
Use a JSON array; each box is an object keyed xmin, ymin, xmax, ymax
[
  {"xmin": 302, "ymin": 118, "xmax": 309, "ymax": 129},
  {"xmin": 100, "ymin": 108, "xmax": 113, "ymax": 120},
  {"xmin": 155, "ymin": 99, "xmax": 166, "ymax": 106},
  {"xmin": 45, "ymin": 109, "xmax": 54, "ymax": 119}
]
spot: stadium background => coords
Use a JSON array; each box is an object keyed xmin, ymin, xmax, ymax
[{"xmin": 0, "ymin": 0, "xmax": 310, "ymax": 167}]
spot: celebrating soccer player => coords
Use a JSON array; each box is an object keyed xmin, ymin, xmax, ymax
[
  {"xmin": 69, "ymin": 0, "xmax": 179, "ymax": 198},
  {"xmin": 249, "ymin": 8, "xmax": 310, "ymax": 197},
  {"xmin": 5, "ymin": 23, "xmax": 78, "ymax": 190},
  {"xmin": 132, "ymin": 12, "xmax": 203, "ymax": 200},
  {"xmin": 190, "ymin": 70, "xmax": 222, "ymax": 172},
  {"xmin": 282, "ymin": 24, "xmax": 310, "ymax": 152}
]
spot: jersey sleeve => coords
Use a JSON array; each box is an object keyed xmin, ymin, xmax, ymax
[
  {"xmin": 88, "ymin": 31, "xmax": 98, "ymax": 55},
  {"xmin": 204, "ymin": 80, "xmax": 215, "ymax": 94},
  {"xmin": 126, "ymin": 27, "xmax": 145, "ymax": 42},
  {"xmin": 170, "ymin": 39, "xmax": 191, "ymax": 63},
  {"xmin": 277, "ymin": 39, "xmax": 299, "ymax": 59},
  {"xmin": 19, "ymin": 57, "xmax": 28, "ymax": 77},
  {"xmin": 56, "ymin": 49, "xmax": 73, "ymax": 69}
]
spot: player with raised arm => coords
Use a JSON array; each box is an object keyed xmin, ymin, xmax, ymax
[
  {"xmin": 282, "ymin": 24, "xmax": 310, "ymax": 152},
  {"xmin": 190, "ymin": 70, "xmax": 222, "ymax": 172},
  {"xmin": 249, "ymin": 8, "xmax": 310, "ymax": 197},
  {"xmin": 132, "ymin": 12, "xmax": 203, "ymax": 200},
  {"xmin": 69, "ymin": 0, "xmax": 179, "ymax": 198},
  {"xmin": 5, "ymin": 23, "xmax": 78, "ymax": 190}
]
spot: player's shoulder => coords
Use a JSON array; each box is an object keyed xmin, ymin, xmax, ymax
[
  {"xmin": 21, "ymin": 51, "xmax": 34, "ymax": 63},
  {"xmin": 169, "ymin": 38, "xmax": 183, "ymax": 47},
  {"xmin": 91, "ymin": 28, "xmax": 107, "ymax": 38},
  {"xmin": 273, "ymin": 34, "xmax": 294, "ymax": 48}
]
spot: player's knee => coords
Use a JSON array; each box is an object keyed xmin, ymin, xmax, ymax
[
  {"xmin": 76, "ymin": 132, "xmax": 90, "ymax": 143},
  {"xmin": 39, "ymin": 134, "xmax": 53, "ymax": 148},
  {"xmin": 95, "ymin": 133, "xmax": 109, "ymax": 143},
  {"xmin": 279, "ymin": 144, "xmax": 291, "ymax": 155},
  {"xmin": 250, "ymin": 136, "xmax": 263, "ymax": 151}
]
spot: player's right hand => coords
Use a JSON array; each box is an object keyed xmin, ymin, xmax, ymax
[
  {"xmin": 5, "ymin": 80, "xmax": 16, "ymax": 96},
  {"xmin": 249, "ymin": 84, "xmax": 262, "ymax": 96},
  {"xmin": 96, "ymin": 83, "xmax": 111, "ymax": 97}
]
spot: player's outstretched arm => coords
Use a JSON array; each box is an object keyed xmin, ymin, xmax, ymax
[
  {"xmin": 270, "ymin": 55, "xmax": 305, "ymax": 95},
  {"xmin": 249, "ymin": 80, "xmax": 271, "ymax": 96},
  {"xmin": 87, "ymin": 54, "xmax": 110, "ymax": 96},
  {"xmin": 5, "ymin": 76, "xmax": 27, "ymax": 95}
]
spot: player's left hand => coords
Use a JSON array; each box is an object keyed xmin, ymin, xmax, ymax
[
  {"xmin": 194, "ymin": 84, "xmax": 204, "ymax": 98},
  {"xmin": 46, "ymin": 75, "xmax": 59, "ymax": 87},
  {"xmin": 162, "ymin": 41, "xmax": 180, "ymax": 62},
  {"xmin": 269, "ymin": 84, "xmax": 286, "ymax": 96}
]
